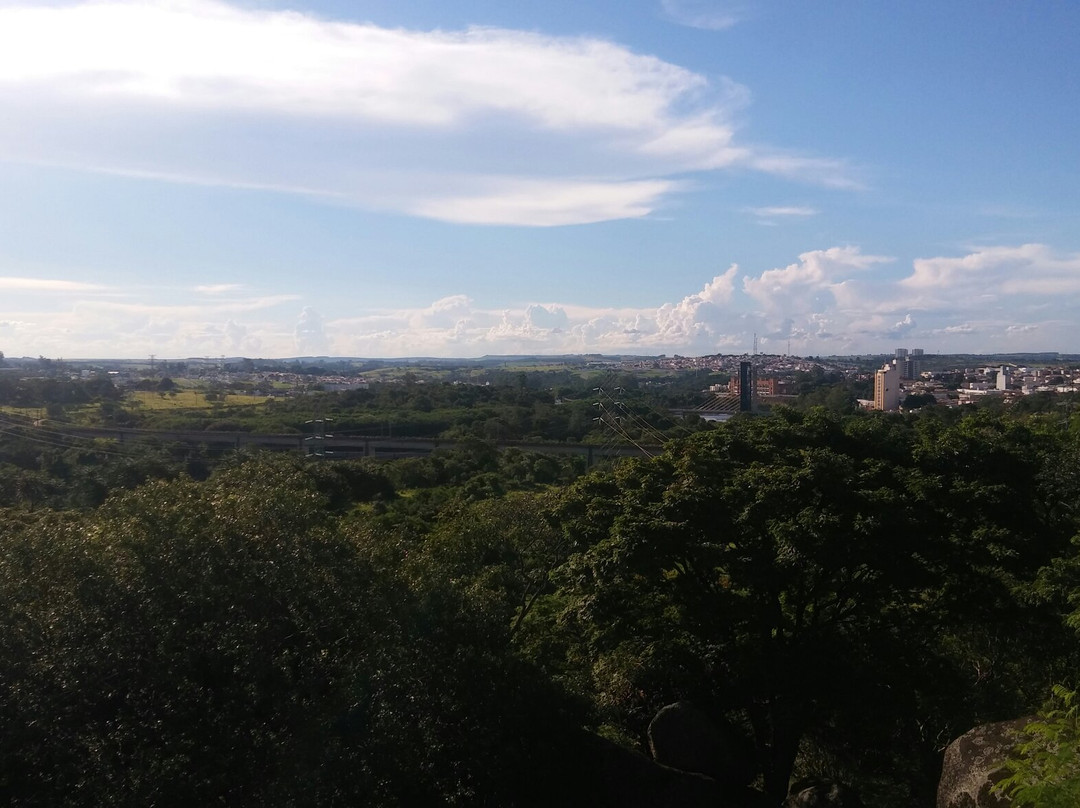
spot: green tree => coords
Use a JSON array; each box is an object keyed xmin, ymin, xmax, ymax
[
  {"xmin": 549, "ymin": 408, "xmax": 1071, "ymax": 804},
  {"xmin": 996, "ymin": 685, "xmax": 1080, "ymax": 807},
  {"xmin": 0, "ymin": 457, "xmax": 586, "ymax": 806}
]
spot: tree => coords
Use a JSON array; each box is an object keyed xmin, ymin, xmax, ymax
[
  {"xmin": 0, "ymin": 457, "xmax": 586, "ymax": 806},
  {"xmin": 549, "ymin": 408, "xmax": 1070, "ymax": 804},
  {"xmin": 996, "ymin": 685, "xmax": 1080, "ymax": 807},
  {"xmin": 902, "ymin": 392, "xmax": 936, "ymax": 409}
]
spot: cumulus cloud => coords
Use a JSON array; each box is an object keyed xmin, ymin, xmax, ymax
[
  {"xmin": 222, "ymin": 318, "xmax": 260, "ymax": 353},
  {"xmin": 524, "ymin": 304, "xmax": 570, "ymax": 331},
  {"xmin": 742, "ymin": 246, "xmax": 892, "ymax": 313},
  {"xmin": 409, "ymin": 295, "xmax": 475, "ymax": 330},
  {"xmin": 654, "ymin": 265, "xmax": 739, "ymax": 341},
  {"xmin": 902, "ymin": 244, "xmax": 1080, "ymax": 302},
  {"xmin": 3, "ymin": 243, "xmax": 1075, "ymax": 358},
  {"xmin": 0, "ymin": 0, "xmax": 855, "ymax": 226},
  {"xmin": 294, "ymin": 306, "xmax": 329, "ymax": 355},
  {"xmin": 886, "ymin": 313, "xmax": 916, "ymax": 338}
]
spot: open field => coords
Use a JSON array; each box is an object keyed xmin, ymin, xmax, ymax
[
  {"xmin": 0, "ymin": 406, "xmax": 41, "ymax": 418},
  {"xmin": 129, "ymin": 391, "xmax": 272, "ymax": 410}
]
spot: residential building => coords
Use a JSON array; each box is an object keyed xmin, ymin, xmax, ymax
[{"xmin": 874, "ymin": 360, "xmax": 901, "ymax": 411}]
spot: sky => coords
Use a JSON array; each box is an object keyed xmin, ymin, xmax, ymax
[{"xmin": 1, "ymin": 0, "xmax": 1079, "ymax": 359}]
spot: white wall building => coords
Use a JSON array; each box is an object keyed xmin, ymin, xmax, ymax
[{"xmin": 874, "ymin": 360, "xmax": 901, "ymax": 411}]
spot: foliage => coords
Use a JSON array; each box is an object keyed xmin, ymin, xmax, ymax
[
  {"xmin": 0, "ymin": 457, "xmax": 584, "ymax": 806},
  {"xmin": 545, "ymin": 407, "xmax": 1074, "ymax": 804},
  {"xmin": 2, "ymin": 402, "xmax": 1080, "ymax": 804},
  {"xmin": 995, "ymin": 686, "xmax": 1080, "ymax": 807}
]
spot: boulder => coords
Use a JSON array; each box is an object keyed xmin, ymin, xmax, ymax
[
  {"xmin": 648, "ymin": 701, "xmax": 757, "ymax": 788},
  {"xmin": 784, "ymin": 777, "xmax": 865, "ymax": 807},
  {"xmin": 576, "ymin": 732, "xmax": 727, "ymax": 808},
  {"xmin": 937, "ymin": 717, "xmax": 1032, "ymax": 808}
]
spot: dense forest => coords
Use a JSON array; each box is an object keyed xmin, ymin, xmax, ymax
[{"xmin": 2, "ymin": 397, "xmax": 1080, "ymax": 805}]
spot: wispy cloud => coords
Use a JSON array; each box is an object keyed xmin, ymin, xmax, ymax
[
  {"xmin": 746, "ymin": 206, "xmax": 818, "ymax": 218},
  {"xmin": 74, "ymin": 295, "xmax": 301, "ymax": 317},
  {"xmin": 195, "ymin": 283, "xmax": 244, "ymax": 295},
  {"xmin": 409, "ymin": 178, "xmax": 683, "ymax": 227},
  {"xmin": 0, "ymin": 0, "xmax": 855, "ymax": 226},
  {"xmin": 660, "ymin": 0, "xmax": 744, "ymax": 31},
  {"xmin": 748, "ymin": 153, "xmax": 865, "ymax": 190},
  {"xmin": 0, "ymin": 277, "xmax": 104, "ymax": 292}
]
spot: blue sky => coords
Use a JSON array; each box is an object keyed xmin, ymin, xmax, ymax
[{"xmin": 1, "ymin": 0, "xmax": 1078, "ymax": 358}]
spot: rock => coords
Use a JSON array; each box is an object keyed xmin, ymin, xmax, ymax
[
  {"xmin": 784, "ymin": 777, "xmax": 865, "ymax": 807},
  {"xmin": 648, "ymin": 701, "xmax": 757, "ymax": 787},
  {"xmin": 937, "ymin": 717, "xmax": 1033, "ymax": 808},
  {"xmin": 574, "ymin": 731, "xmax": 728, "ymax": 808}
]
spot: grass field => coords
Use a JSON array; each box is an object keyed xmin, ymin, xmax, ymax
[
  {"xmin": 0, "ymin": 406, "xmax": 41, "ymax": 419},
  {"xmin": 129, "ymin": 391, "xmax": 272, "ymax": 410}
]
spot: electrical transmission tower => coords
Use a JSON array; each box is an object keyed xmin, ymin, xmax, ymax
[{"xmin": 304, "ymin": 411, "xmax": 334, "ymax": 458}]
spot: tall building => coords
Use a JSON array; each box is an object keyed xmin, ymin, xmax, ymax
[
  {"xmin": 874, "ymin": 360, "xmax": 901, "ymax": 411},
  {"xmin": 894, "ymin": 347, "xmax": 924, "ymax": 380},
  {"xmin": 997, "ymin": 366, "xmax": 1011, "ymax": 391},
  {"xmin": 909, "ymin": 348, "xmax": 924, "ymax": 379}
]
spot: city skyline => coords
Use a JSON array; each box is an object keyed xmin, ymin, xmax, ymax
[{"xmin": 2, "ymin": 0, "xmax": 1079, "ymax": 359}]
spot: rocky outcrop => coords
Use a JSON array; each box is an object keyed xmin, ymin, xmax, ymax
[
  {"xmin": 577, "ymin": 731, "xmax": 727, "ymax": 808},
  {"xmin": 784, "ymin": 777, "xmax": 865, "ymax": 807},
  {"xmin": 648, "ymin": 701, "xmax": 757, "ymax": 789},
  {"xmin": 937, "ymin": 717, "xmax": 1032, "ymax": 808}
]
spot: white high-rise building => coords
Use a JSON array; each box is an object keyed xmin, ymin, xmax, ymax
[
  {"xmin": 874, "ymin": 361, "xmax": 901, "ymax": 411},
  {"xmin": 997, "ymin": 366, "xmax": 1011, "ymax": 391}
]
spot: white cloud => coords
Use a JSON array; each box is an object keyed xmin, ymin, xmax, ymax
[
  {"xmin": 326, "ymin": 268, "xmax": 748, "ymax": 357},
  {"xmin": 746, "ymin": 205, "xmax": 818, "ymax": 218},
  {"xmin": 409, "ymin": 295, "xmax": 476, "ymax": 329},
  {"xmin": 0, "ymin": 0, "xmax": 855, "ymax": 226},
  {"xmin": 748, "ymin": 153, "xmax": 864, "ymax": 190},
  {"xmin": 524, "ymin": 304, "xmax": 570, "ymax": 331},
  {"xmin": 742, "ymin": 246, "xmax": 892, "ymax": 313},
  {"xmin": 902, "ymin": 244, "xmax": 1080, "ymax": 301},
  {"xmin": 654, "ymin": 264, "xmax": 739, "ymax": 341},
  {"xmin": 0, "ymin": 3, "xmax": 704, "ymax": 129},
  {"xmin": 222, "ymin": 318, "xmax": 259, "ymax": 353},
  {"xmin": 0, "ymin": 277, "xmax": 104, "ymax": 292},
  {"xmin": 195, "ymin": 283, "xmax": 243, "ymax": 294},
  {"xmin": 294, "ymin": 306, "xmax": 329, "ymax": 355},
  {"xmin": 4, "ymin": 243, "xmax": 1075, "ymax": 358},
  {"xmin": 660, "ymin": 0, "xmax": 743, "ymax": 31},
  {"xmin": 887, "ymin": 313, "xmax": 916, "ymax": 338},
  {"xmin": 72, "ymin": 295, "xmax": 300, "ymax": 317},
  {"xmin": 410, "ymin": 178, "xmax": 681, "ymax": 227}
]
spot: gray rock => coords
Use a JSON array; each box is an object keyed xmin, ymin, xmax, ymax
[
  {"xmin": 648, "ymin": 701, "xmax": 757, "ymax": 787},
  {"xmin": 784, "ymin": 777, "xmax": 865, "ymax": 807},
  {"xmin": 937, "ymin": 717, "xmax": 1032, "ymax": 808},
  {"xmin": 582, "ymin": 732, "xmax": 726, "ymax": 808}
]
